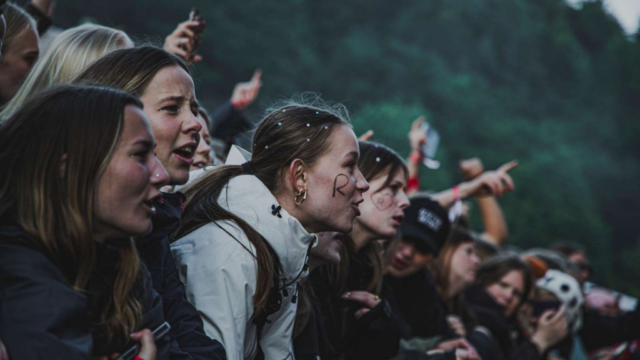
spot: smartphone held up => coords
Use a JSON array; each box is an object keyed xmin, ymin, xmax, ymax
[{"xmin": 419, "ymin": 122, "xmax": 441, "ymax": 169}]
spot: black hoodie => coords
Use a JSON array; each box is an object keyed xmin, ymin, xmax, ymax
[
  {"xmin": 0, "ymin": 220, "xmax": 173, "ymax": 359},
  {"xmin": 136, "ymin": 192, "xmax": 226, "ymax": 360}
]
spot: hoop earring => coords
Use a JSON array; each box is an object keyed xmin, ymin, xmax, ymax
[{"xmin": 294, "ymin": 189, "xmax": 307, "ymax": 205}]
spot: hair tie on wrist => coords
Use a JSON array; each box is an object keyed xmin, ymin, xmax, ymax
[{"xmin": 241, "ymin": 162, "xmax": 254, "ymax": 175}]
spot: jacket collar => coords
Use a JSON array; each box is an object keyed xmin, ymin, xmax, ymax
[
  {"xmin": 183, "ymin": 146, "xmax": 318, "ymax": 282},
  {"xmin": 137, "ymin": 192, "xmax": 185, "ymax": 246}
]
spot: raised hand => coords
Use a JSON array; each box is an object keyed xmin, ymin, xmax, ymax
[
  {"xmin": 531, "ymin": 306, "xmax": 569, "ymax": 353},
  {"xmin": 358, "ymin": 130, "xmax": 374, "ymax": 141},
  {"xmin": 164, "ymin": 20, "xmax": 203, "ymax": 64},
  {"xmin": 460, "ymin": 158, "xmax": 484, "ymax": 181},
  {"xmin": 230, "ymin": 69, "xmax": 263, "ymax": 111},
  {"xmin": 464, "ymin": 160, "xmax": 517, "ymax": 198},
  {"xmin": 408, "ymin": 116, "xmax": 427, "ymax": 156}
]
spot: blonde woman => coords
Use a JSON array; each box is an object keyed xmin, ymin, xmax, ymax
[{"xmin": 0, "ymin": 24, "xmax": 132, "ymax": 120}]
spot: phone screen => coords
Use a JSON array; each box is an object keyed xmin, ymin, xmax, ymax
[{"xmin": 115, "ymin": 322, "xmax": 172, "ymax": 360}]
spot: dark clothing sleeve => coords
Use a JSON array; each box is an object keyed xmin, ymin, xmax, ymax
[
  {"xmin": 24, "ymin": 3, "xmax": 53, "ymax": 35},
  {"xmin": 138, "ymin": 237, "xmax": 226, "ymax": 360},
  {"xmin": 0, "ymin": 242, "xmax": 95, "ymax": 359},
  {"xmin": 509, "ymin": 339, "xmax": 540, "ymax": 360},
  {"xmin": 580, "ymin": 306, "xmax": 640, "ymax": 351},
  {"xmin": 344, "ymin": 299, "xmax": 402, "ymax": 359},
  {"xmin": 308, "ymin": 266, "xmax": 401, "ymax": 359},
  {"xmin": 209, "ymin": 101, "xmax": 252, "ymax": 145},
  {"xmin": 137, "ymin": 193, "xmax": 226, "ymax": 360},
  {"xmin": 392, "ymin": 348, "xmax": 457, "ymax": 360}
]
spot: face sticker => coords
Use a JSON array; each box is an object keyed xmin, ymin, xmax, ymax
[
  {"xmin": 372, "ymin": 189, "xmax": 395, "ymax": 211},
  {"xmin": 333, "ymin": 174, "xmax": 349, "ymax": 197}
]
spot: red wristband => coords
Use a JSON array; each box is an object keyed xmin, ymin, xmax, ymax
[
  {"xmin": 408, "ymin": 153, "xmax": 422, "ymax": 164},
  {"xmin": 452, "ymin": 186, "xmax": 460, "ymax": 201},
  {"xmin": 135, "ymin": 356, "xmax": 144, "ymax": 360},
  {"xmin": 230, "ymin": 100, "xmax": 243, "ymax": 111},
  {"xmin": 408, "ymin": 176, "xmax": 419, "ymax": 192}
]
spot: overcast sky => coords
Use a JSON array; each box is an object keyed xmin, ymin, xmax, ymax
[{"xmin": 566, "ymin": 0, "xmax": 640, "ymax": 34}]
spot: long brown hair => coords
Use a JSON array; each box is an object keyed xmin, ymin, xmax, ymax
[
  {"xmin": 72, "ymin": 45, "xmax": 189, "ymax": 96},
  {"xmin": 0, "ymin": 85, "xmax": 144, "ymax": 343},
  {"xmin": 173, "ymin": 96, "xmax": 352, "ymax": 316},
  {"xmin": 333, "ymin": 141, "xmax": 408, "ymax": 294},
  {"xmin": 475, "ymin": 253, "xmax": 534, "ymax": 310},
  {"xmin": 433, "ymin": 226, "xmax": 475, "ymax": 298}
]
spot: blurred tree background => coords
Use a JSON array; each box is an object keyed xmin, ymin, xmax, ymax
[{"xmin": 37, "ymin": 0, "xmax": 640, "ymax": 294}]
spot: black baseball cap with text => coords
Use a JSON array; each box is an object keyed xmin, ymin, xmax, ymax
[{"xmin": 400, "ymin": 197, "xmax": 451, "ymax": 257}]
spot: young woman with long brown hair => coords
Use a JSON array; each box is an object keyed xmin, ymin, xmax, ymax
[
  {"xmin": 306, "ymin": 141, "xmax": 410, "ymax": 359},
  {"xmin": 465, "ymin": 254, "xmax": 567, "ymax": 360},
  {"xmin": 0, "ymin": 85, "xmax": 169, "ymax": 358},
  {"xmin": 74, "ymin": 46, "xmax": 226, "ymax": 359},
  {"xmin": 170, "ymin": 98, "xmax": 369, "ymax": 360}
]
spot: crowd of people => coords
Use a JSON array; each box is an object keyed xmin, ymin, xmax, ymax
[{"xmin": 1, "ymin": 1, "xmax": 639, "ymax": 360}]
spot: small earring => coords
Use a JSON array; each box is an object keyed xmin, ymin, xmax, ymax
[{"xmin": 294, "ymin": 188, "xmax": 307, "ymax": 205}]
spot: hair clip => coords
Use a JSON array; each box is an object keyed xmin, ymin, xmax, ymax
[
  {"xmin": 265, "ymin": 145, "xmax": 269, "ymax": 149},
  {"xmin": 282, "ymin": 110, "xmax": 286, "ymax": 112},
  {"xmin": 315, "ymin": 111, "xmax": 319, "ymax": 114},
  {"xmin": 278, "ymin": 122, "xmax": 282, "ymax": 126},
  {"xmin": 306, "ymin": 123, "xmax": 310, "ymax": 127},
  {"xmin": 376, "ymin": 157, "xmax": 381, "ymax": 162},
  {"xmin": 253, "ymin": 143, "xmax": 257, "ymax": 148},
  {"xmin": 306, "ymin": 138, "xmax": 310, "ymax": 142},
  {"xmin": 323, "ymin": 125, "xmax": 328, "ymax": 130}
]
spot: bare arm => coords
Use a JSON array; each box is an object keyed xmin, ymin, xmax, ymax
[
  {"xmin": 406, "ymin": 117, "xmax": 427, "ymax": 196},
  {"xmin": 431, "ymin": 160, "xmax": 517, "ymax": 211},
  {"xmin": 459, "ymin": 158, "xmax": 513, "ymax": 245}
]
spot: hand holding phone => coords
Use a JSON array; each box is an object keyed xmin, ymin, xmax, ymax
[
  {"xmin": 185, "ymin": 8, "xmax": 206, "ymax": 63},
  {"xmin": 115, "ymin": 322, "xmax": 170, "ymax": 360}
]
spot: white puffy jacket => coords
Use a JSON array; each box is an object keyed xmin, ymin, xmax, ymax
[{"xmin": 171, "ymin": 147, "xmax": 317, "ymax": 360}]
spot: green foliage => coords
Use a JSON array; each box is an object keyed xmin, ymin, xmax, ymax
[{"xmin": 49, "ymin": 0, "xmax": 640, "ymax": 295}]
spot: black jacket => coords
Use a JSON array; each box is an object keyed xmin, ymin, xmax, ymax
[
  {"xmin": 0, "ymin": 222, "xmax": 174, "ymax": 359},
  {"xmin": 293, "ymin": 284, "xmax": 335, "ymax": 360},
  {"xmin": 307, "ymin": 250, "xmax": 402, "ymax": 360},
  {"xmin": 464, "ymin": 284, "xmax": 540, "ymax": 360},
  {"xmin": 383, "ymin": 269, "xmax": 457, "ymax": 340},
  {"xmin": 580, "ymin": 305, "xmax": 640, "ymax": 351},
  {"xmin": 209, "ymin": 101, "xmax": 252, "ymax": 149},
  {"xmin": 136, "ymin": 192, "xmax": 226, "ymax": 360}
]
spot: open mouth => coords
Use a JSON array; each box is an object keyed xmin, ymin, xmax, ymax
[
  {"xmin": 173, "ymin": 144, "xmax": 195, "ymax": 164},
  {"xmin": 392, "ymin": 256, "xmax": 408, "ymax": 270},
  {"xmin": 392, "ymin": 215, "xmax": 404, "ymax": 227},
  {"xmin": 142, "ymin": 200, "xmax": 157, "ymax": 216}
]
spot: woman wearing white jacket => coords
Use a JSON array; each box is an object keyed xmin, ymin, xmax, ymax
[{"xmin": 170, "ymin": 99, "xmax": 370, "ymax": 360}]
